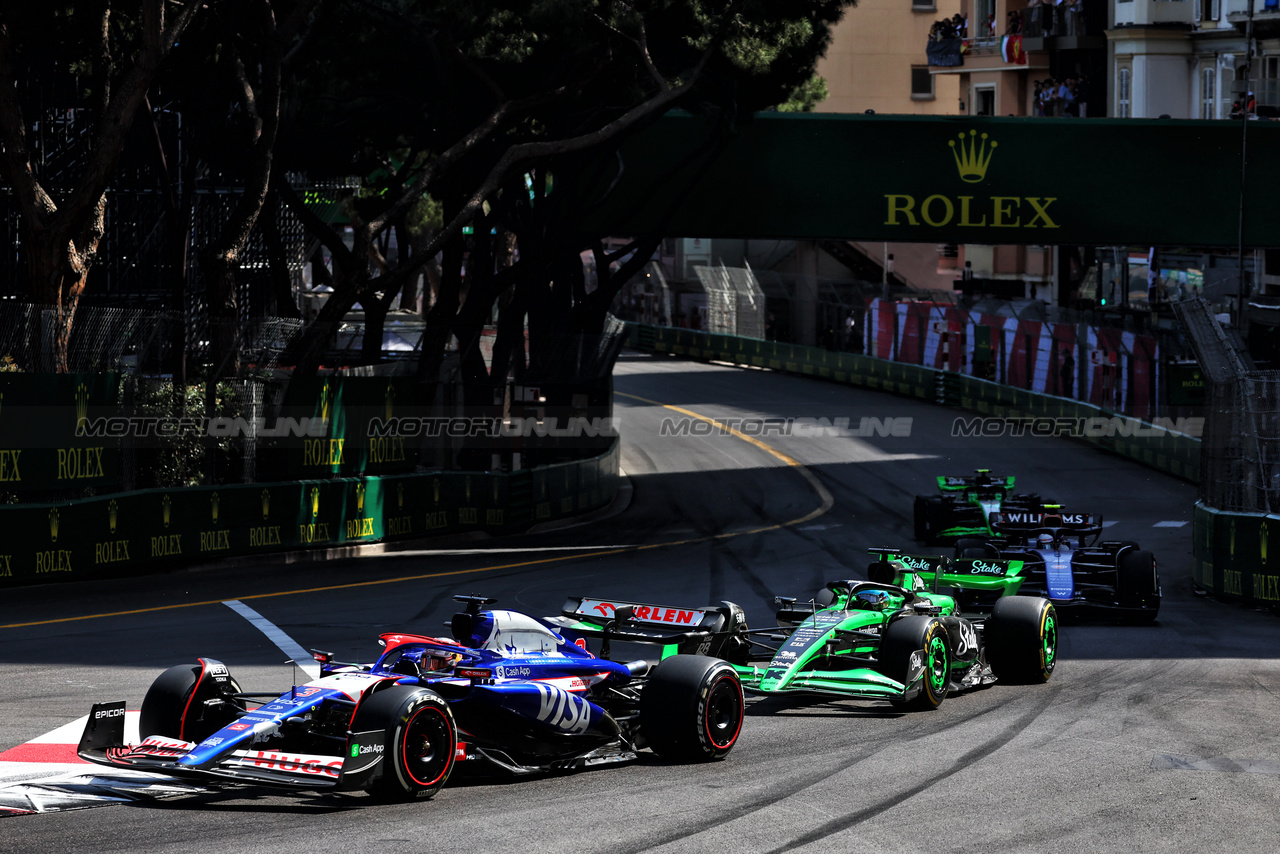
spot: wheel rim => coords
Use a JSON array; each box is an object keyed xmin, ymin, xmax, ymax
[
  {"xmin": 704, "ymin": 674, "xmax": 744, "ymax": 750},
  {"xmin": 401, "ymin": 706, "xmax": 453, "ymax": 788},
  {"xmin": 1041, "ymin": 610, "xmax": 1057, "ymax": 674},
  {"xmin": 926, "ymin": 634, "xmax": 948, "ymax": 695}
]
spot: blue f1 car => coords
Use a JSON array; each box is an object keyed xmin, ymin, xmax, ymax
[
  {"xmin": 954, "ymin": 507, "xmax": 1161, "ymax": 622},
  {"xmin": 78, "ymin": 595, "xmax": 746, "ymax": 801}
]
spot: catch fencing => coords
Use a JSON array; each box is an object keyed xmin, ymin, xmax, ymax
[{"xmin": 864, "ymin": 298, "xmax": 1162, "ymax": 420}]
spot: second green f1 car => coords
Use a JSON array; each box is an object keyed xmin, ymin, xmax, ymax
[{"xmin": 734, "ymin": 549, "xmax": 1057, "ymax": 710}]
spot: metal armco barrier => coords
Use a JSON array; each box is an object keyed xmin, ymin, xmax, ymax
[{"xmin": 0, "ymin": 439, "xmax": 619, "ymax": 588}]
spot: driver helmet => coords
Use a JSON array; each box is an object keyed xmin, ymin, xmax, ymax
[
  {"xmin": 1036, "ymin": 532, "xmax": 1055, "ymax": 547},
  {"xmin": 852, "ymin": 589, "xmax": 892, "ymax": 611},
  {"xmin": 424, "ymin": 652, "xmax": 457, "ymax": 672}
]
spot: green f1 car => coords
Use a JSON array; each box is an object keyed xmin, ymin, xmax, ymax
[
  {"xmin": 913, "ymin": 469, "xmax": 1049, "ymax": 543},
  {"xmin": 734, "ymin": 549, "xmax": 1057, "ymax": 710}
]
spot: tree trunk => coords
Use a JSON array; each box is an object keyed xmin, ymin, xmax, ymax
[{"xmin": 24, "ymin": 203, "xmax": 104, "ymax": 372}]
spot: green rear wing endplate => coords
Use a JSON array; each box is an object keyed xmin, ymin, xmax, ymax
[{"xmin": 892, "ymin": 553, "xmax": 1025, "ymax": 593}]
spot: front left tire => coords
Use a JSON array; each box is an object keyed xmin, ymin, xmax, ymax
[{"xmin": 350, "ymin": 686, "xmax": 456, "ymax": 801}]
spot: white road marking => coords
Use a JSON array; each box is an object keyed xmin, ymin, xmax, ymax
[
  {"xmin": 1102, "ymin": 521, "xmax": 1119, "ymax": 528},
  {"xmin": 223, "ymin": 600, "xmax": 321, "ymax": 680},
  {"xmin": 1154, "ymin": 521, "xmax": 1189, "ymax": 528}
]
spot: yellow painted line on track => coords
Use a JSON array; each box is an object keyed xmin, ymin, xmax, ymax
[
  {"xmin": 0, "ymin": 393, "xmax": 833, "ymax": 630},
  {"xmin": 614, "ymin": 391, "xmax": 833, "ymax": 528}
]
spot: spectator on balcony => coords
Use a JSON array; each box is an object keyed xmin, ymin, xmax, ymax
[
  {"xmin": 1060, "ymin": 78, "xmax": 1078, "ymax": 117},
  {"xmin": 952, "ymin": 13, "xmax": 968, "ymax": 37},
  {"xmin": 1006, "ymin": 10, "xmax": 1022, "ymax": 34},
  {"xmin": 1033, "ymin": 0, "xmax": 1055, "ymax": 35},
  {"xmin": 929, "ymin": 18, "xmax": 957, "ymax": 40}
]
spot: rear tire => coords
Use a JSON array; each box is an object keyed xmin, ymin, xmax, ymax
[
  {"xmin": 1117, "ymin": 549, "xmax": 1160, "ymax": 623},
  {"xmin": 351, "ymin": 686, "xmax": 456, "ymax": 801},
  {"xmin": 880, "ymin": 616, "xmax": 950, "ymax": 710},
  {"xmin": 986, "ymin": 596, "xmax": 1057, "ymax": 683},
  {"xmin": 640, "ymin": 656, "xmax": 744, "ymax": 761},
  {"xmin": 139, "ymin": 663, "xmax": 245, "ymax": 744}
]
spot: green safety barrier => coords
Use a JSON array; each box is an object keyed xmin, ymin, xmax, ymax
[
  {"xmin": 630, "ymin": 323, "xmax": 1200, "ymax": 483},
  {"xmin": 0, "ymin": 372, "xmax": 124, "ymax": 492},
  {"xmin": 1192, "ymin": 502, "xmax": 1280, "ymax": 607},
  {"xmin": 0, "ymin": 438, "xmax": 620, "ymax": 588}
]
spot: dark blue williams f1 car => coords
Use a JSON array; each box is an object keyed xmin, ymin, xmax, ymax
[
  {"xmin": 954, "ymin": 507, "xmax": 1161, "ymax": 622},
  {"xmin": 78, "ymin": 595, "xmax": 746, "ymax": 801}
]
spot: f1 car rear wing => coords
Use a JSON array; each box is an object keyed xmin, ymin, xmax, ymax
[
  {"xmin": 551, "ymin": 596, "xmax": 746, "ymax": 659},
  {"xmin": 937, "ymin": 469, "xmax": 1014, "ymax": 494},
  {"xmin": 990, "ymin": 506, "xmax": 1103, "ymax": 542},
  {"xmin": 889, "ymin": 552, "xmax": 1025, "ymax": 590}
]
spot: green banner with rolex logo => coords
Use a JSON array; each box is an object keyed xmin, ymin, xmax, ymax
[
  {"xmin": 580, "ymin": 112, "xmax": 1280, "ymax": 247},
  {"xmin": 0, "ymin": 373, "xmax": 122, "ymax": 494}
]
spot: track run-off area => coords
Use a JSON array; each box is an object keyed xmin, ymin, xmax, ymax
[{"xmin": 0, "ymin": 352, "xmax": 1277, "ymax": 854}]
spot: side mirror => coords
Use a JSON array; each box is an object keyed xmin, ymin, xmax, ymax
[{"xmin": 612, "ymin": 605, "xmax": 635, "ymax": 623}]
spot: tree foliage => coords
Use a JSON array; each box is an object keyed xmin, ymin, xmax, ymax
[{"xmin": 275, "ymin": 0, "xmax": 853, "ymax": 385}]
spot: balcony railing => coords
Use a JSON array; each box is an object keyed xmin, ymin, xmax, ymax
[
  {"xmin": 1096, "ymin": 0, "xmax": 1187, "ymax": 30},
  {"xmin": 1018, "ymin": 3, "xmax": 1111, "ymax": 36}
]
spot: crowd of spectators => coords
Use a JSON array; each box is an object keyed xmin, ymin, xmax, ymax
[
  {"xmin": 928, "ymin": 13, "xmax": 968, "ymax": 41},
  {"xmin": 1033, "ymin": 76, "xmax": 1089, "ymax": 117},
  {"xmin": 1023, "ymin": 0, "xmax": 1087, "ymax": 36}
]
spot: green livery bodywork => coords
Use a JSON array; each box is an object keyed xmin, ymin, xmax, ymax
[
  {"xmin": 916, "ymin": 470, "xmax": 1050, "ymax": 543},
  {"xmin": 734, "ymin": 549, "xmax": 1053, "ymax": 708}
]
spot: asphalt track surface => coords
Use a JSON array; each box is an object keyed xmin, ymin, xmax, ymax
[{"xmin": 2, "ymin": 352, "xmax": 1278, "ymax": 853}]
